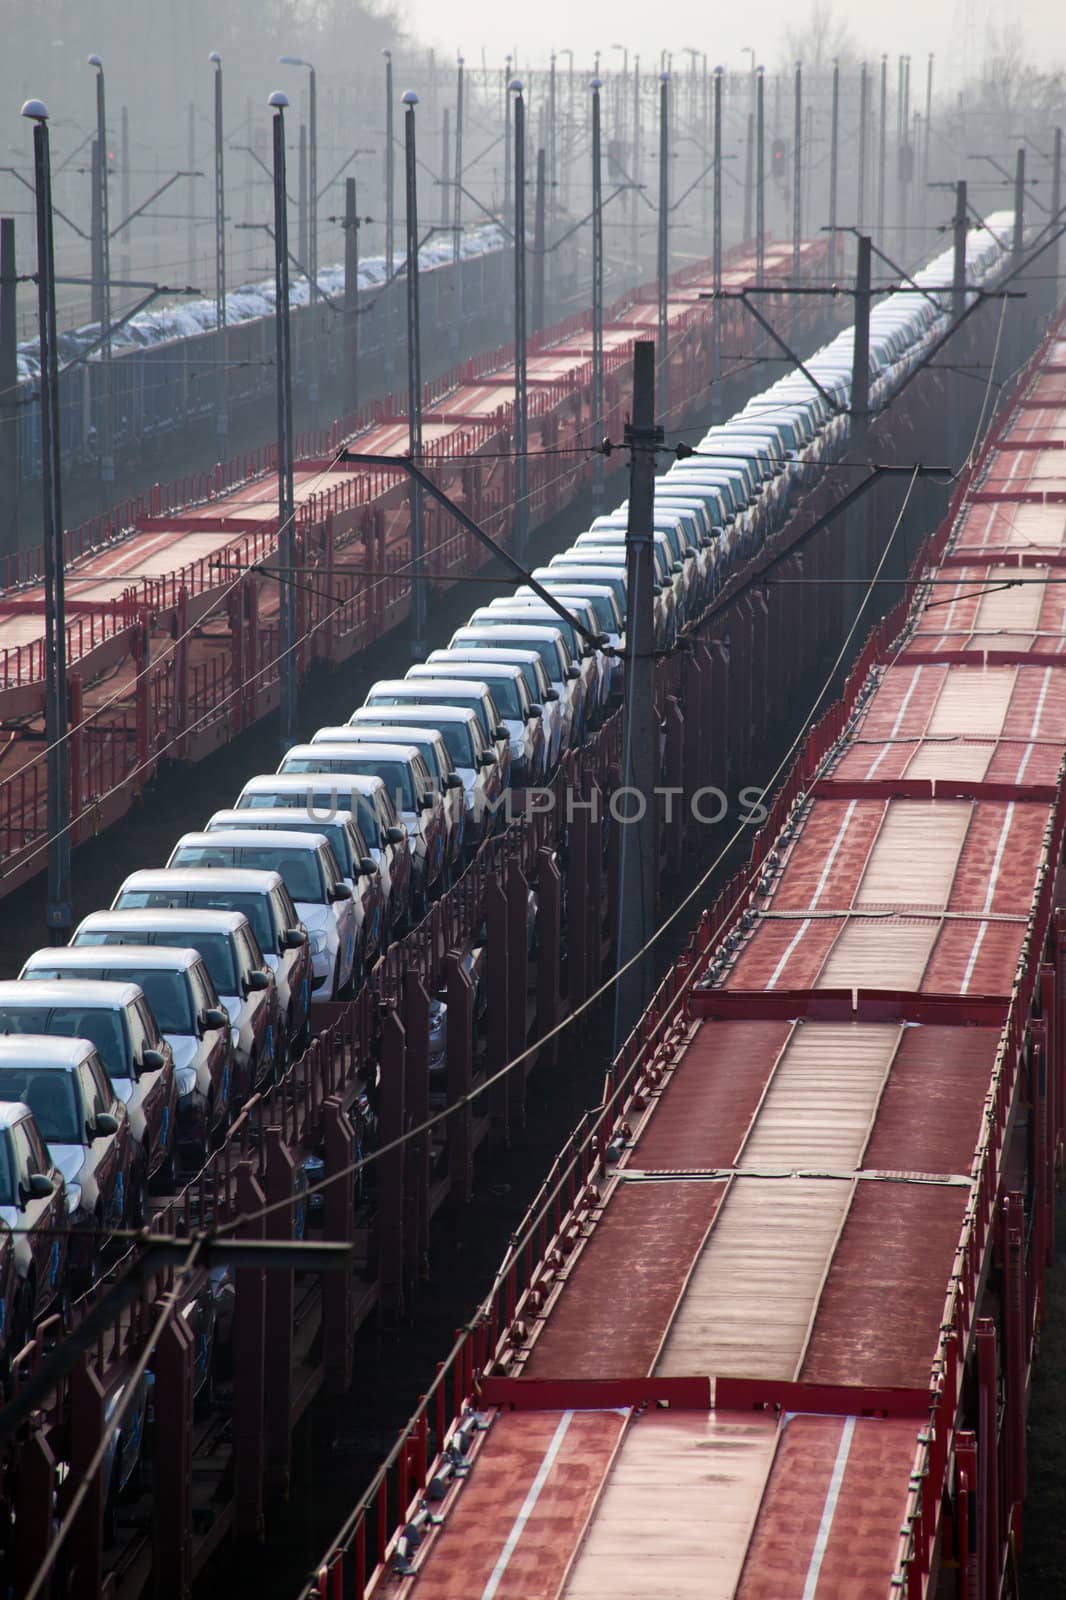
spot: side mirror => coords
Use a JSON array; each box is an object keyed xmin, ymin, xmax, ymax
[
  {"xmin": 565, "ymin": 665, "xmax": 580, "ymax": 681},
  {"xmin": 282, "ymin": 926, "xmax": 307, "ymax": 950},
  {"xmin": 445, "ymin": 772, "xmax": 464, "ymax": 791},
  {"xmin": 477, "ymin": 751, "xmax": 496, "ymax": 769},
  {"xmin": 28, "ymin": 1172, "xmax": 55, "ymax": 1201},
  {"xmin": 420, "ymin": 792, "xmax": 437, "ymax": 811},
  {"xmin": 543, "ymin": 688, "xmax": 559, "ymax": 702},
  {"xmin": 385, "ymin": 825, "xmax": 406, "ymax": 846},
  {"xmin": 527, "ymin": 705, "xmax": 543, "ymax": 720},
  {"xmin": 246, "ymin": 969, "xmax": 272, "ymax": 992},
  {"xmin": 329, "ymin": 881, "xmax": 353, "ymax": 901},
  {"xmin": 685, "ymin": 546, "xmax": 698, "ymax": 559},
  {"xmin": 93, "ymin": 1111, "xmax": 120, "ymax": 1138},
  {"xmin": 493, "ymin": 725, "xmax": 508, "ymax": 742},
  {"xmin": 142, "ymin": 1047, "xmax": 166, "ymax": 1072},
  {"xmin": 204, "ymin": 1006, "xmax": 229, "ymax": 1029},
  {"xmin": 358, "ymin": 856, "xmax": 378, "ymax": 876},
  {"xmin": 671, "ymin": 560, "xmax": 684, "ymax": 574}
]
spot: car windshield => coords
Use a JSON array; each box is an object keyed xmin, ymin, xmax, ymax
[
  {"xmin": 478, "ymin": 675, "xmax": 521, "ymax": 717},
  {"xmin": 0, "ymin": 1006, "xmax": 128, "ymax": 1082},
  {"xmin": 28, "ymin": 965, "xmax": 195, "ymax": 1035},
  {"xmin": 464, "ymin": 637, "xmax": 558, "ymax": 680},
  {"xmin": 284, "ymin": 755, "xmax": 417, "ymax": 813},
  {"xmin": 116, "ymin": 888, "xmax": 275, "ymax": 957},
  {"xmin": 172, "ymin": 845, "xmax": 324, "ymax": 904},
  {"xmin": 76, "ymin": 930, "xmax": 239, "ymax": 997},
  {"xmin": 425, "ymin": 721, "xmax": 473, "ymax": 766},
  {"xmin": 372, "ymin": 694, "xmax": 490, "ymax": 746},
  {"xmin": 0, "ymin": 1067, "xmax": 82, "ymax": 1144}
]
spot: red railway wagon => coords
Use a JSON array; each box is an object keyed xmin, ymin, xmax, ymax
[
  {"xmin": 0, "ymin": 241, "xmax": 829, "ymax": 902},
  {"xmin": 304, "ymin": 329, "xmax": 1066, "ymax": 1598}
]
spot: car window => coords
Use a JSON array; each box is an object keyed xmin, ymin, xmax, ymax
[
  {"xmin": 0, "ymin": 1132, "xmax": 16, "ymax": 1206},
  {"xmin": 0, "ymin": 1067, "xmax": 82, "ymax": 1144},
  {"xmin": 126, "ymin": 999, "xmax": 153, "ymax": 1064},
  {"xmin": 238, "ymin": 846, "xmax": 323, "ymax": 903},
  {"xmin": 77, "ymin": 1060, "xmax": 107, "ymax": 1123},
  {"xmin": 320, "ymin": 846, "xmax": 341, "ymax": 892},
  {"xmin": 271, "ymin": 886, "xmax": 297, "ymax": 938},
  {"xmin": 0, "ymin": 1005, "xmax": 129, "ymax": 1082},
  {"xmin": 234, "ymin": 925, "xmax": 263, "ymax": 977},
  {"xmin": 189, "ymin": 963, "xmax": 216, "ymax": 1018},
  {"xmin": 433, "ymin": 720, "xmax": 475, "ymax": 767},
  {"xmin": 87, "ymin": 1053, "xmax": 115, "ymax": 1111},
  {"xmin": 482, "ymin": 675, "xmax": 521, "ymax": 717},
  {"xmin": 10, "ymin": 1122, "xmax": 37, "ymax": 1190},
  {"xmin": 124, "ymin": 970, "xmax": 194, "ymax": 1036}
]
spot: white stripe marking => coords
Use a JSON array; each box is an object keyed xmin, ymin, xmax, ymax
[
  {"xmin": 866, "ymin": 667, "xmax": 923, "ymax": 779},
  {"xmin": 801, "ymin": 1415, "xmax": 856, "ymax": 1599},
  {"xmin": 479, "ymin": 1411, "xmax": 575, "ymax": 1600},
  {"xmin": 1015, "ymin": 667, "xmax": 1052, "ymax": 784},
  {"xmin": 766, "ymin": 802, "xmax": 857, "ymax": 991},
  {"xmin": 960, "ymin": 801, "xmax": 1015, "ymax": 995}
]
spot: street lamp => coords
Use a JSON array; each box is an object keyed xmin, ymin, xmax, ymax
[
  {"xmin": 279, "ymin": 55, "xmax": 319, "ymax": 417},
  {"xmin": 268, "ymin": 88, "xmax": 298, "ymax": 753},
  {"xmin": 209, "ymin": 52, "xmax": 227, "ymax": 446},
  {"xmin": 87, "ymin": 53, "xmax": 113, "ymax": 481},
  {"xmin": 402, "ymin": 88, "xmax": 426, "ymax": 658},
  {"xmin": 21, "ymin": 97, "xmax": 70, "ymax": 941}
]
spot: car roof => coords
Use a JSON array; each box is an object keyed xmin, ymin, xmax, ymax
[
  {"xmin": 76, "ymin": 907, "xmax": 249, "ymax": 936},
  {"xmin": 456, "ymin": 621, "xmax": 564, "ymax": 638},
  {"xmin": 240, "ymin": 772, "xmax": 387, "ymax": 796},
  {"xmin": 173, "ymin": 829, "xmax": 328, "ymax": 854},
  {"xmin": 350, "ymin": 704, "xmax": 478, "ymax": 725},
  {"xmin": 0, "ymin": 977, "xmax": 144, "ymax": 1008},
  {"xmin": 208, "ymin": 808, "xmax": 358, "ymax": 833},
  {"xmin": 376, "ymin": 677, "xmax": 491, "ymax": 697},
  {"xmin": 320, "ymin": 724, "xmax": 445, "ymax": 744},
  {"xmin": 0, "ymin": 1034, "xmax": 97, "ymax": 1069},
  {"xmin": 413, "ymin": 659, "xmax": 523, "ymax": 680},
  {"xmin": 283, "ymin": 742, "xmax": 421, "ymax": 763},
  {"xmin": 116, "ymin": 867, "xmax": 284, "ymax": 894},
  {"xmin": 23, "ymin": 945, "xmax": 200, "ymax": 975}
]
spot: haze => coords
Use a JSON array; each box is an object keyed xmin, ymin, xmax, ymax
[{"xmin": 399, "ymin": 0, "xmax": 1042, "ymax": 87}]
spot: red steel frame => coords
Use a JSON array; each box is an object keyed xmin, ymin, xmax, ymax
[{"xmin": 302, "ymin": 314, "xmax": 1066, "ymax": 1600}]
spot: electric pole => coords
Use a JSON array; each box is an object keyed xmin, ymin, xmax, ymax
[
  {"xmin": 533, "ymin": 147, "xmax": 546, "ymax": 331},
  {"xmin": 951, "ymin": 179, "xmax": 967, "ymax": 470},
  {"xmin": 712, "ymin": 66, "xmax": 723, "ymax": 422},
  {"xmin": 591, "ymin": 76, "xmax": 605, "ymax": 507},
  {"xmin": 403, "ymin": 88, "xmax": 426, "ymax": 659},
  {"xmin": 512, "ymin": 79, "xmax": 529, "ymax": 561},
  {"xmin": 612, "ymin": 340, "xmax": 662, "ymax": 1057},
  {"xmin": 270, "ymin": 90, "xmax": 298, "ymax": 755},
  {"xmin": 0, "ymin": 218, "xmax": 18, "ymax": 556},
  {"xmin": 792, "ymin": 61, "xmax": 802, "ymax": 279},
  {"xmin": 756, "ymin": 67, "xmax": 765, "ymax": 285},
  {"xmin": 828, "ymin": 59, "xmax": 840, "ymax": 280},
  {"xmin": 857, "ymin": 61, "xmax": 868, "ymax": 230},
  {"xmin": 657, "ymin": 71, "xmax": 670, "ymax": 421},
  {"xmin": 210, "ymin": 52, "xmax": 228, "ymax": 449},
  {"xmin": 877, "ymin": 54, "xmax": 887, "ymax": 240},
  {"xmin": 343, "ymin": 176, "xmax": 359, "ymax": 412}
]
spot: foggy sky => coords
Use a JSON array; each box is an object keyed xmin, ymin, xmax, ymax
[{"xmin": 398, "ymin": 0, "xmax": 1046, "ymax": 89}]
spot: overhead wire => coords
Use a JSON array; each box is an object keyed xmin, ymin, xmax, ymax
[{"xmin": 214, "ymin": 466, "xmax": 924, "ymax": 1241}]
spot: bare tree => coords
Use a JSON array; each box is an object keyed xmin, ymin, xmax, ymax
[{"xmin": 781, "ymin": 0, "xmax": 861, "ymax": 73}]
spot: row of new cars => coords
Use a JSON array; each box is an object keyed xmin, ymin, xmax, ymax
[{"xmin": 0, "ymin": 218, "xmax": 1015, "ymax": 1366}]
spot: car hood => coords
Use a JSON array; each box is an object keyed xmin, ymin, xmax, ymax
[
  {"xmin": 166, "ymin": 1034, "xmax": 199, "ymax": 1074},
  {"xmin": 297, "ymin": 903, "xmax": 332, "ymax": 934},
  {"xmin": 49, "ymin": 1145, "xmax": 86, "ymax": 1188}
]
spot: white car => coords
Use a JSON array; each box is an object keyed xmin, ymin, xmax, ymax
[
  {"xmin": 346, "ymin": 704, "xmax": 502, "ymax": 850},
  {"xmin": 310, "ymin": 725, "xmax": 466, "ymax": 875},
  {"xmin": 165, "ymin": 830, "xmax": 356, "ymax": 999},
  {"xmin": 406, "ymin": 659, "xmax": 545, "ymax": 786}
]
